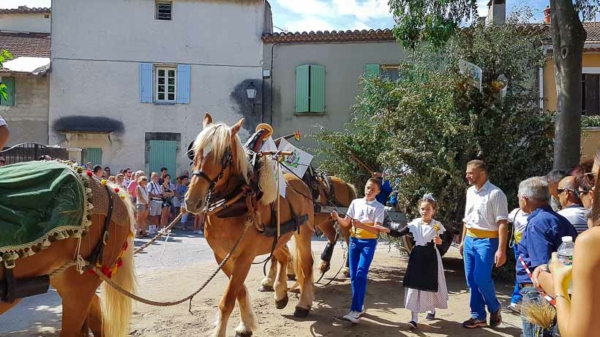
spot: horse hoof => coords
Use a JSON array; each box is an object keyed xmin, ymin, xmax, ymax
[
  {"xmin": 294, "ymin": 307, "xmax": 310, "ymax": 318},
  {"xmin": 342, "ymin": 267, "xmax": 350, "ymax": 277},
  {"xmin": 258, "ymin": 285, "xmax": 274, "ymax": 292},
  {"xmin": 287, "ymin": 274, "xmax": 296, "ymax": 281},
  {"xmin": 275, "ymin": 295, "xmax": 289, "ymax": 309},
  {"xmin": 235, "ymin": 332, "xmax": 253, "ymax": 337},
  {"xmin": 319, "ymin": 261, "xmax": 330, "ymax": 273}
]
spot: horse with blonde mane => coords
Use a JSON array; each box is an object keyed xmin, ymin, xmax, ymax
[
  {"xmin": 184, "ymin": 113, "xmax": 315, "ymax": 337},
  {"xmin": 0, "ymin": 161, "xmax": 136, "ymax": 337}
]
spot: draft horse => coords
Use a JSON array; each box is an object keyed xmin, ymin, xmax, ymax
[
  {"xmin": 260, "ymin": 172, "xmax": 357, "ymax": 290},
  {"xmin": 184, "ymin": 113, "xmax": 315, "ymax": 337},
  {"xmin": 0, "ymin": 162, "xmax": 136, "ymax": 337}
]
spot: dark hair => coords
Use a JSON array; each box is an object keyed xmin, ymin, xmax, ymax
[
  {"xmin": 161, "ymin": 167, "xmax": 168, "ymax": 172},
  {"xmin": 467, "ymin": 159, "xmax": 488, "ymax": 173},
  {"xmin": 178, "ymin": 175, "xmax": 189, "ymax": 180},
  {"xmin": 546, "ymin": 169, "xmax": 568, "ymax": 184},
  {"xmin": 104, "ymin": 166, "xmax": 110, "ymax": 171},
  {"xmin": 164, "ymin": 174, "xmax": 171, "ymax": 179},
  {"xmin": 367, "ymin": 178, "xmax": 381, "ymax": 190},
  {"xmin": 93, "ymin": 165, "xmax": 103, "ymax": 173}
]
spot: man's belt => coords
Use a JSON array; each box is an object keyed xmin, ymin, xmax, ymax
[{"xmin": 467, "ymin": 228, "xmax": 499, "ymax": 238}]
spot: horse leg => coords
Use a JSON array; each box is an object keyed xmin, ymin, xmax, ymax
[
  {"xmin": 272, "ymin": 248, "xmax": 290, "ymax": 309},
  {"xmin": 293, "ymin": 230, "xmax": 314, "ymax": 318},
  {"xmin": 213, "ymin": 255, "xmax": 254, "ymax": 337},
  {"xmin": 317, "ymin": 218, "xmax": 337, "ymax": 273},
  {"xmin": 52, "ymin": 269, "xmax": 102, "ymax": 337},
  {"xmin": 0, "ymin": 299, "xmax": 22, "ymax": 315},
  {"xmin": 234, "ymin": 284, "xmax": 258, "ymax": 337},
  {"xmin": 258, "ymin": 256, "xmax": 276, "ymax": 292},
  {"xmin": 87, "ymin": 294, "xmax": 103, "ymax": 337}
]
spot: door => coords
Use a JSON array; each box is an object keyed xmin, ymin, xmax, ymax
[
  {"xmin": 82, "ymin": 148, "xmax": 103, "ymax": 166},
  {"xmin": 148, "ymin": 140, "xmax": 177, "ymax": 176}
]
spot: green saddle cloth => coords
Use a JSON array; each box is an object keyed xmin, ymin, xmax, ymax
[{"xmin": 0, "ymin": 161, "xmax": 87, "ymax": 261}]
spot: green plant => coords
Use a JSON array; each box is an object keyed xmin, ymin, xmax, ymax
[{"xmin": 0, "ymin": 49, "xmax": 12, "ymax": 100}]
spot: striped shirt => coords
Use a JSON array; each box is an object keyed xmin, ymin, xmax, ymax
[{"xmin": 558, "ymin": 205, "xmax": 589, "ymax": 234}]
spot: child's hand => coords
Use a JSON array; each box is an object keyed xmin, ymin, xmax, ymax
[
  {"xmin": 331, "ymin": 210, "xmax": 338, "ymax": 220},
  {"xmin": 374, "ymin": 225, "xmax": 390, "ymax": 233},
  {"xmin": 434, "ymin": 236, "xmax": 442, "ymax": 245}
]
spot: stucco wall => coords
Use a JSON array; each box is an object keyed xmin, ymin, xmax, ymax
[
  {"xmin": 264, "ymin": 41, "xmax": 405, "ymax": 152},
  {"xmin": 543, "ymin": 52, "xmax": 600, "ymax": 111},
  {"xmin": 0, "ymin": 13, "xmax": 51, "ymax": 33},
  {"xmin": 49, "ymin": 0, "xmax": 266, "ymax": 175},
  {"xmin": 582, "ymin": 127, "xmax": 600, "ymax": 161},
  {"xmin": 0, "ymin": 74, "xmax": 49, "ymax": 146}
]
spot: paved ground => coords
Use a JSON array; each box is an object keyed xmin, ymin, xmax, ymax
[{"xmin": 0, "ymin": 229, "xmax": 525, "ymax": 337}]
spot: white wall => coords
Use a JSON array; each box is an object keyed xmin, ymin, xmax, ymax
[{"xmin": 0, "ymin": 13, "xmax": 51, "ymax": 33}]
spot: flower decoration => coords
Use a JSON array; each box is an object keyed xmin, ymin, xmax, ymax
[
  {"xmin": 86, "ymin": 170, "xmax": 93, "ymax": 177},
  {"xmin": 114, "ymin": 187, "xmax": 120, "ymax": 193},
  {"xmin": 101, "ymin": 179, "xmax": 107, "ymax": 186},
  {"xmin": 294, "ymin": 130, "xmax": 301, "ymax": 141}
]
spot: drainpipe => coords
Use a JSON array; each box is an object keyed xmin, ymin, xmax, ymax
[
  {"xmin": 540, "ymin": 45, "xmax": 547, "ymax": 110},
  {"xmin": 269, "ymin": 42, "xmax": 280, "ymax": 125}
]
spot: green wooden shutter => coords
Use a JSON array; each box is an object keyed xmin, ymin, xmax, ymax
[
  {"xmin": 310, "ymin": 65, "xmax": 325, "ymax": 113},
  {"xmin": 148, "ymin": 140, "xmax": 177, "ymax": 176},
  {"xmin": 365, "ymin": 64, "xmax": 380, "ymax": 78},
  {"xmin": 83, "ymin": 148, "xmax": 103, "ymax": 166},
  {"xmin": 295, "ymin": 65, "xmax": 309, "ymax": 113},
  {"xmin": 1, "ymin": 77, "xmax": 15, "ymax": 106}
]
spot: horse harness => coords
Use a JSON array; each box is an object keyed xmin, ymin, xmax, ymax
[
  {"xmin": 1, "ymin": 183, "xmax": 116, "ymax": 304},
  {"xmin": 303, "ymin": 167, "xmax": 338, "ymax": 213}
]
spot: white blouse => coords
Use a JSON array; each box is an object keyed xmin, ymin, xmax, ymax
[{"xmin": 407, "ymin": 218, "xmax": 446, "ymax": 246}]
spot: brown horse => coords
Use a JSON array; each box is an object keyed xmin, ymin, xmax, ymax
[
  {"xmin": 260, "ymin": 175, "xmax": 357, "ymax": 290},
  {"xmin": 184, "ymin": 113, "xmax": 315, "ymax": 337},
  {"xmin": 0, "ymin": 168, "xmax": 136, "ymax": 337}
]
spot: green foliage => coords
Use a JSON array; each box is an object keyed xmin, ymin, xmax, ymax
[
  {"xmin": 582, "ymin": 115, "xmax": 600, "ymax": 128},
  {"xmin": 314, "ymin": 15, "xmax": 554, "ymax": 281},
  {"xmin": 0, "ymin": 49, "xmax": 12, "ymax": 100}
]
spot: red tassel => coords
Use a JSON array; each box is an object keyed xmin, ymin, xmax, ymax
[
  {"xmin": 122, "ymin": 241, "xmax": 128, "ymax": 250},
  {"xmin": 117, "ymin": 258, "xmax": 123, "ymax": 268},
  {"xmin": 101, "ymin": 265, "xmax": 110, "ymax": 276},
  {"xmin": 114, "ymin": 187, "xmax": 120, "ymax": 193},
  {"xmin": 87, "ymin": 269, "xmax": 96, "ymax": 275},
  {"xmin": 86, "ymin": 170, "xmax": 93, "ymax": 177},
  {"xmin": 107, "ymin": 270, "xmax": 113, "ymax": 279}
]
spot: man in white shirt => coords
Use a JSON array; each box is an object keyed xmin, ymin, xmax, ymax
[
  {"xmin": 459, "ymin": 160, "xmax": 508, "ymax": 329},
  {"xmin": 147, "ymin": 172, "xmax": 164, "ymax": 234},
  {"xmin": 0, "ymin": 115, "xmax": 9, "ymax": 150},
  {"xmin": 557, "ymin": 176, "xmax": 588, "ymax": 233}
]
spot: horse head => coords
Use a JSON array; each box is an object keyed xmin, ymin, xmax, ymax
[{"xmin": 185, "ymin": 113, "xmax": 251, "ymax": 214}]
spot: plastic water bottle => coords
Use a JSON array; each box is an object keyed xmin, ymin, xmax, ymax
[
  {"xmin": 557, "ymin": 236, "xmax": 574, "ymax": 266},
  {"xmin": 557, "ymin": 236, "xmax": 574, "ymax": 294}
]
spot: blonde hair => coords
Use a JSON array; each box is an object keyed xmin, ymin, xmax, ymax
[{"xmin": 137, "ymin": 175, "xmax": 148, "ymax": 184}]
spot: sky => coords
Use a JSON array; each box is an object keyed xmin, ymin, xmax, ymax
[{"xmin": 0, "ymin": 0, "xmax": 575, "ymax": 33}]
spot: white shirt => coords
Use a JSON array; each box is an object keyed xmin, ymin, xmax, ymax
[
  {"xmin": 463, "ymin": 180, "xmax": 509, "ymax": 231},
  {"xmin": 147, "ymin": 181, "xmax": 163, "ymax": 201},
  {"xmin": 346, "ymin": 198, "xmax": 385, "ymax": 239},
  {"xmin": 0, "ymin": 115, "xmax": 6, "ymax": 127},
  {"xmin": 508, "ymin": 208, "xmax": 529, "ymax": 233},
  {"xmin": 407, "ymin": 218, "xmax": 446, "ymax": 246},
  {"xmin": 558, "ymin": 205, "xmax": 589, "ymax": 234}
]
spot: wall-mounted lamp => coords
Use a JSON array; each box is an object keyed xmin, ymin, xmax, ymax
[{"xmin": 246, "ymin": 82, "xmax": 257, "ymax": 101}]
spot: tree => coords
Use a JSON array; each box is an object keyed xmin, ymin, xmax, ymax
[
  {"xmin": 314, "ymin": 14, "xmax": 554, "ymax": 279},
  {"xmin": 388, "ymin": 0, "xmax": 600, "ymax": 170},
  {"xmin": 0, "ymin": 49, "xmax": 12, "ymax": 100}
]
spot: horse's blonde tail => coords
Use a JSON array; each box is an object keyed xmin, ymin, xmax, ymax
[
  {"xmin": 101, "ymin": 234, "xmax": 136, "ymax": 337},
  {"xmin": 101, "ymin": 195, "xmax": 137, "ymax": 337}
]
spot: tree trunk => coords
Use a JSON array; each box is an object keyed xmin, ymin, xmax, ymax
[{"xmin": 551, "ymin": 0, "xmax": 587, "ymax": 171}]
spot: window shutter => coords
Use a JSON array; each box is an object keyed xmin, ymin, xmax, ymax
[
  {"xmin": 584, "ymin": 74, "xmax": 600, "ymax": 116},
  {"xmin": 310, "ymin": 65, "xmax": 325, "ymax": 113},
  {"xmin": 2, "ymin": 77, "xmax": 15, "ymax": 106},
  {"xmin": 140, "ymin": 63, "xmax": 153, "ymax": 103},
  {"xmin": 295, "ymin": 65, "xmax": 309, "ymax": 113},
  {"xmin": 176, "ymin": 64, "xmax": 191, "ymax": 104},
  {"xmin": 365, "ymin": 64, "xmax": 380, "ymax": 78}
]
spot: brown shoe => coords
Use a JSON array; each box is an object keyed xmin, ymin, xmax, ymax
[
  {"xmin": 462, "ymin": 317, "xmax": 486, "ymax": 329},
  {"xmin": 489, "ymin": 309, "xmax": 502, "ymax": 328}
]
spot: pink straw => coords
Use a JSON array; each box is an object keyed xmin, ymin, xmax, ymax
[{"xmin": 518, "ymin": 255, "xmax": 556, "ymax": 307}]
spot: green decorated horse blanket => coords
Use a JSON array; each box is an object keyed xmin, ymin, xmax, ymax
[{"xmin": 0, "ymin": 161, "xmax": 91, "ymax": 263}]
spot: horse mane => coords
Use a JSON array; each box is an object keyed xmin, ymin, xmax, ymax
[{"xmin": 193, "ymin": 123, "xmax": 252, "ymax": 183}]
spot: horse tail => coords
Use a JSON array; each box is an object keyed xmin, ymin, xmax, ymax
[{"xmin": 101, "ymin": 196, "xmax": 137, "ymax": 337}]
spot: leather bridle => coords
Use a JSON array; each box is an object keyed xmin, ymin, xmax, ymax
[{"xmin": 191, "ymin": 147, "xmax": 232, "ymax": 197}]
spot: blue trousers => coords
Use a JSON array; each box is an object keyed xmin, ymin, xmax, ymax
[
  {"xmin": 348, "ymin": 237, "xmax": 377, "ymax": 312},
  {"xmin": 464, "ymin": 236, "xmax": 501, "ymax": 320},
  {"xmin": 511, "ymin": 243, "xmax": 523, "ymax": 304}
]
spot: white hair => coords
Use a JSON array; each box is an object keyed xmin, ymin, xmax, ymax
[{"xmin": 518, "ymin": 176, "xmax": 550, "ymax": 202}]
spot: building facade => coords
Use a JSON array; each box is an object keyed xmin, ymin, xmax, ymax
[{"xmin": 49, "ymin": 0, "xmax": 271, "ymax": 175}]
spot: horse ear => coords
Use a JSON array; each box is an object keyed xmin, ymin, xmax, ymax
[
  {"xmin": 231, "ymin": 118, "xmax": 244, "ymax": 136},
  {"xmin": 203, "ymin": 113, "xmax": 213, "ymax": 128}
]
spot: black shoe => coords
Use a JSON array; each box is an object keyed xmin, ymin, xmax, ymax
[
  {"xmin": 408, "ymin": 321, "xmax": 417, "ymax": 329},
  {"xmin": 489, "ymin": 309, "xmax": 502, "ymax": 328},
  {"xmin": 462, "ymin": 317, "xmax": 486, "ymax": 329},
  {"xmin": 426, "ymin": 312, "xmax": 435, "ymax": 320}
]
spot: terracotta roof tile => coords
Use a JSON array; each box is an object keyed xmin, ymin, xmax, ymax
[
  {"xmin": 584, "ymin": 22, "xmax": 600, "ymax": 43},
  {"xmin": 262, "ymin": 29, "xmax": 395, "ymax": 43},
  {"xmin": 0, "ymin": 6, "xmax": 51, "ymax": 15},
  {"xmin": 0, "ymin": 32, "xmax": 50, "ymax": 58}
]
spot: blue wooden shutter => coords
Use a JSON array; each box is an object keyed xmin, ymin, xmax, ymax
[
  {"xmin": 83, "ymin": 148, "xmax": 103, "ymax": 166},
  {"xmin": 176, "ymin": 64, "xmax": 191, "ymax": 104},
  {"xmin": 140, "ymin": 63, "xmax": 153, "ymax": 103},
  {"xmin": 295, "ymin": 65, "xmax": 309, "ymax": 113},
  {"xmin": 148, "ymin": 140, "xmax": 177, "ymax": 177},
  {"xmin": 1, "ymin": 77, "xmax": 15, "ymax": 106},
  {"xmin": 310, "ymin": 65, "xmax": 325, "ymax": 113},
  {"xmin": 365, "ymin": 64, "xmax": 380, "ymax": 78}
]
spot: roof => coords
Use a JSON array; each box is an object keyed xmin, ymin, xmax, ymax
[
  {"xmin": 0, "ymin": 6, "xmax": 51, "ymax": 15},
  {"xmin": 585, "ymin": 22, "xmax": 600, "ymax": 43},
  {"xmin": 262, "ymin": 29, "xmax": 395, "ymax": 44},
  {"xmin": 0, "ymin": 32, "xmax": 50, "ymax": 58}
]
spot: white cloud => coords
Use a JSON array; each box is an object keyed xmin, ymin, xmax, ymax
[
  {"xmin": 275, "ymin": 0, "xmax": 334, "ymax": 17},
  {"xmin": 477, "ymin": 0, "xmax": 489, "ymax": 17},
  {"xmin": 333, "ymin": 0, "xmax": 390, "ymax": 21},
  {"xmin": 284, "ymin": 18, "xmax": 335, "ymax": 32},
  {"xmin": 349, "ymin": 20, "xmax": 372, "ymax": 31},
  {"xmin": 3, "ymin": 0, "xmax": 51, "ymax": 8}
]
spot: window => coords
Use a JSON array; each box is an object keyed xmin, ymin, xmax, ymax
[
  {"xmin": 295, "ymin": 64, "xmax": 325, "ymax": 113},
  {"xmin": 583, "ymin": 74, "xmax": 600, "ymax": 116},
  {"xmin": 0, "ymin": 77, "xmax": 15, "ymax": 107},
  {"xmin": 365, "ymin": 64, "xmax": 400, "ymax": 82},
  {"xmin": 156, "ymin": 68, "xmax": 176, "ymax": 102},
  {"xmin": 155, "ymin": 1, "xmax": 172, "ymax": 20}
]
